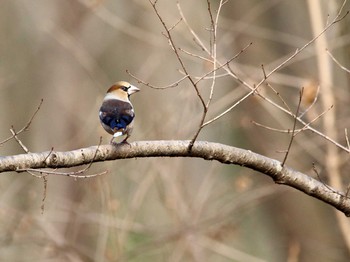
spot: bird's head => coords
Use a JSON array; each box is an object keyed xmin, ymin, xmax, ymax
[{"xmin": 105, "ymin": 81, "xmax": 140, "ymax": 102}]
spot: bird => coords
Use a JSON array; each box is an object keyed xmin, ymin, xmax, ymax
[{"xmin": 99, "ymin": 81, "xmax": 140, "ymax": 144}]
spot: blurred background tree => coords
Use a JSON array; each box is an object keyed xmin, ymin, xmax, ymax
[{"xmin": 0, "ymin": 0, "xmax": 350, "ymax": 261}]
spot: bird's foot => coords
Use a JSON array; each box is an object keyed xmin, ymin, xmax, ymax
[{"xmin": 121, "ymin": 137, "xmax": 131, "ymax": 147}]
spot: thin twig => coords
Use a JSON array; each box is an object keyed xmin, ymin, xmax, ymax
[
  {"xmin": 345, "ymin": 128, "xmax": 350, "ymax": 150},
  {"xmin": 24, "ymin": 168, "xmax": 108, "ymax": 178},
  {"xmin": 202, "ymin": 83, "xmax": 260, "ymax": 128},
  {"xmin": 207, "ymin": 0, "xmax": 215, "ymax": 54},
  {"xmin": 189, "ymin": 0, "xmax": 235, "ymax": 149},
  {"xmin": 192, "ymin": 72, "xmax": 230, "ymax": 80},
  {"xmin": 211, "ymin": 7, "xmax": 349, "ymax": 152},
  {"xmin": 252, "ymin": 102, "xmax": 333, "ymax": 136},
  {"xmin": 177, "ymin": 2, "xmax": 210, "ymax": 54},
  {"xmin": 149, "ymin": 0, "xmax": 210, "ymax": 151},
  {"xmin": 282, "ymin": 87, "xmax": 304, "ymax": 167},
  {"xmin": 149, "ymin": 0, "xmax": 206, "ymax": 108},
  {"xmin": 326, "ymin": 48, "xmax": 350, "ymax": 73},
  {"xmin": 178, "ymin": 42, "xmax": 252, "ymax": 83},
  {"xmin": 168, "ymin": 18, "xmax": 183, "ymax": 32},
  {"xmin": 251, "ymin": 121, "xmax": 299, "ymax": 133},
  {"xmin": 0, "ymin": 99, "xmax": 43, "ymax": 146},
  {"xmin": 41, "ymin": 175, "xmax": 48, "ymax": 214},
  {"xmin": 346, "ymin": 185, "xmax": 350, "ymax": 198},
  {"xmin": 294, "ymin": 105, "xmax": 334, "ymax": 135},
  {"xmin": 178, "ymin": 47, "xmax": 213, "ymax": 63},
  {"xmin": 43, "ymin": 147, "xmax": 54, "ymax": 162},
  {"xmin": 10, "ymin": 127, "xmax": 30, "ymax": 153},
  {"xmin": 194, "ymin": 43, "xmax": 253, "ymax": 85},
  {"xmin": 255, "ymin": 7, "xmax": 348, "ymax": 88},
  {"xmin": 312, "ymin": 162, "xmax": 348, "ymax": 198},
  {"xmin": 126, "ymin": 70, "xmax": 188, "ymax": 89},
  {"xmin": 202, "ymin": 3, "xmax": 348, "ymax": 129},
  {"xmin": 266, "ymin": 82, "xmax": 291, "ymax": 113},
  {"xmin": 261, "ymin": 64, "xmax": 267, "ymax": 79},
  {"xmin": 299, "ymin": 84, "xmax": 320, "ymax": 118},
  {"xmin": 20, "ymin": 137, "xmax": 107, "ymax": 178},
  {"xmin": 20, "ymin": 99, "xmax": 44, "ymax": 131}
]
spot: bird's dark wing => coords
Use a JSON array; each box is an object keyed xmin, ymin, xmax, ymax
[{"xmin": 99, "ymin": 100, "xmax": 134, "ymax": 130}]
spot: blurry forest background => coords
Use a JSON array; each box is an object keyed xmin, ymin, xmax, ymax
[{"xmin": 0, "ymin": 0, "xmax": 350, "ymax": 261}]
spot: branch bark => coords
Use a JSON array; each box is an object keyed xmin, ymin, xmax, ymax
[{"xmin": 1, "ymin": 140, "xmax": 350, "ymax": 216}]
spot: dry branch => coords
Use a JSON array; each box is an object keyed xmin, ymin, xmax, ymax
[{"xmin": 1, "ymin": 140, "xmax": 350, "ymax": 216}]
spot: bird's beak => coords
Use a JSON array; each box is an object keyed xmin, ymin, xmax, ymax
[{"xmin": 128, "ymin": 85, "xmax": 140, "ymax": 95}]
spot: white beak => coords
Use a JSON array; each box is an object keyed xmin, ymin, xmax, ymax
[{"xmin": 128, "ymin": 85, "xmax": 140, "ymax": 95}]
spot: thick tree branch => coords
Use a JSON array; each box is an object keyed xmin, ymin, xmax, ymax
[{"xmin": 0, "ymin": 140, "xmax": 349, "ymax": 216}]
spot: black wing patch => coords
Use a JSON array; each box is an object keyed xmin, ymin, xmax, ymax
[{"xmin": 99, "ymin": 100, "xmax": 134, "ymax": 131}]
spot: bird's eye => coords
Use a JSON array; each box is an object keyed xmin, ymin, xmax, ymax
[{"xmin": 121, "ymin": 86, "xmax": 128, "ymax": 92}]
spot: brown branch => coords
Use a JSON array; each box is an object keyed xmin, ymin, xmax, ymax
[
  {"xmin": 22, "ymin": 136, "xmax": 107, "ymax": 178},
  {"xmin": 1, "ymin": 140, "xmax": 350, "ymax": 216}
]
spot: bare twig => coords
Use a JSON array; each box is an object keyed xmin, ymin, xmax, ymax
[
  {"xmin": 266, "ymin": 82, "xmax": 291, "ymax": 113},
  {"xmin": 178, "ymin": 42, "xmax": 252, "ymax": 83},
  {"xmin": 202, "ymin": 83, "xmax": 260, "ymax": 128},
  {"xmin": 126, "ymin": 70, "xmax": 188, "ymax": 89},
  {"xmin": 149, "ymin": 0, "xmax": 206, "ymax": 108},
  {"xmin": 345, "ymin": 128, "xmax": 350, "ymax": 150},
  {"xmin": 178, "ymin": 47, "xmax": 213, "ymax": 63},
  {"xmin": 24, "ymin": 168, "xmax": 108, "ymax": 179},
  {"xmin": 206, "ymin": 0, "xmax": 227, "ymax": 108},
  {"xmin": 251, "ymin": 121, "xmax": 298, "ymax": 133},
  {"xmin": 312, "ymin": 162, "xmax": 341, "ymax": 195},
  {"xmin": 0, "ymin": 99, "xmax": 43, "ymax": 146},
  {"xmin": 188, "ymin": 0, "xmax": 228, "ymax": 149},
  {"xmin": 299, "ymin": 84, "xmax": 320, "ymax": 118},
  {"xmin": 10, "ymin": 127, "xmax": 30, "ymax": 153},
  {"xmin": 346, "ymin": 185, "xmax": 350, "ymax": 199},
  {"xmin": 253, "ymin": 103, "xmax": 334, "ymax": 136},
  {"xmin": 177, "ymin": 2, "xmax": 210, "ymax": 54},
  {"xmin": 207, "ymin": 0, "xmax": 215, "ymax": 54},
  {"xmin": 198, "ymin": 3, "xmax": 349, "ymax": 152},
  {"xmin": 326, "ymin": 48, "xmax": 350, "ymax": 73},
  {"xmin": 194, "ymin": 43, "xmax": 253, "ymax": 86},
  {"xmin": 43, "ymin": 147, "xmax": 54, "ymax": 162},
  {"xmin": 168, "ymin": 18, "xmax": 183, "ymax": 32},
  {"xmin": 295, "ymin": 105, "xmax": 334, "ymax": 135},
  {"xmin": 281, "ymin": 88, "xmax": 304, "ymax": 166},
  {"xmin": 222, "ymin": 20, "xmax": 348, "ymax": 152},
  {"xmin": 255, "ymin": 6, "xmax": 348, "ymax": 88},
  {"xmin": 41, "ymin": 175, "xmax": 48, "ymax": 214},
  {"xmin": 149, "ymin": 0, "xmax": 209, "ymax": 150},
  {"xmin": 261, "ymin": 64, "xmax": 267, "ymax": 79},
  {"xmin": 20, "ymin": 137, "xmax": 107, "ymax": 179}
]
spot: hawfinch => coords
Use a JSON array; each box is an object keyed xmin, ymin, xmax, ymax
[{"xmin": 99, "ymin": 81, "xmax": 140, "ymax": 144}]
